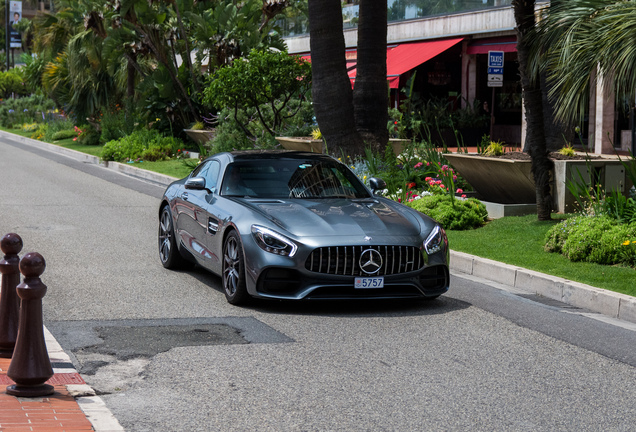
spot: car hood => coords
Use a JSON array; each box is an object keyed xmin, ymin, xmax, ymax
[{"xmin": 240, "ymin": 198, "xmax": 424, "ymax": 238}]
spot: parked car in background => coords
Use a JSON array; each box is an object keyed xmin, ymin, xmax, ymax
[{"xmin": 158, "ymin": 150, "xmax": 449, "ymax": 305}]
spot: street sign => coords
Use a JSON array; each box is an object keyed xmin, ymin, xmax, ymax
[
  {"xmin": 487, "ymin": 74, "xmax": 503, "ymax": 87},
  {"xmin": 488, "ymin": 51, "xmax": 504, "ymax": 68},
  {"xmin": 487, "ymin": 50, "xmax": 504, "ymax": 87}
]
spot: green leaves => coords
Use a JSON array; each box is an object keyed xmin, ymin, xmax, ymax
[
  {"xmin": 204, "ymin": 49, "xmax": 311, "ymax": 136},
  {"xmin": 537, "ymin": 0, "xmax": 636, "ymax": 124}
]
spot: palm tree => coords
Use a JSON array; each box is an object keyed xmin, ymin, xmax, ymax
[
  {"xmin": 536, "ymin": 0, "xmax": 636, "ymax": 126},
  {"xmin": 308, "ymin": 0, "xmax": 389, "ymax": 155},
  {"xmin": 513, "ymin": 0, "xmax": 552, "ymax": 220},
  {"xmin": 308, "ymin": 0, "xmax": 364, "ymax": 155},
  {"xmin": 353, "ymin": 0, "xmax": 388, "ymax": 152}
]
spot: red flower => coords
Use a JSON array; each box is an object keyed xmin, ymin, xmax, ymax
[{"xmin": 407, "ymin": 182, "xmax": 416, "ymax": 189}]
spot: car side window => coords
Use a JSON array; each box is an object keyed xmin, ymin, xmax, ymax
[
  {"xmin": 190, "ymin": 161, "xmax": 208, "ymax": 178},
  {"xmin": 205, "ymin": 161, "xmax": 221, "ymax": 191}
]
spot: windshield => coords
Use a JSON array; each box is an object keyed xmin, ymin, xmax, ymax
[{"xmin": 220, "ymin": 158, "xmax": 370, "ymax": 199}]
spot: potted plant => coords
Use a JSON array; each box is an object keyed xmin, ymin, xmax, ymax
[
  {"xmin": 387, "ymin": 108, "xmax": 412, "ymax": 156},
  {"xmin": 184, "ymin": 121, "xmax": 216, "ymax": 146},
  {"xmin": 276, "ymin": 128, "xmax": 325, "ymax": 153}
]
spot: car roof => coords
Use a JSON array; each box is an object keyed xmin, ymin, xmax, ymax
[{"xmin": 219, "ymin": 150, "xmax": 336, "ymax": 162}]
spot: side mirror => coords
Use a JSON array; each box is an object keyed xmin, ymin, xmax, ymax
[
  {"xmin": 368, "ymin": 177, "xmax": 387, "ymax": 195},
  {"xmin": 185, "ymin": 176, "xmax": 207, "ymax": 190}
]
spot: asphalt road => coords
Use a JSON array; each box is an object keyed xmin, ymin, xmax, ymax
[{"xmin": 2, "ymin": 136, "xmax": 636, "ymax": 431}]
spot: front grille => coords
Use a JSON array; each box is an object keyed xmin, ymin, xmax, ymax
[{"xmin": 305, "ymin": 245, "xmax": 425, "ymax": 276}]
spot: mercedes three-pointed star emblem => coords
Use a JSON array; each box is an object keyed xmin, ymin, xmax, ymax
[{"xmin": 359, "ymin": 249, "xmax": 383, "ymax": 275}]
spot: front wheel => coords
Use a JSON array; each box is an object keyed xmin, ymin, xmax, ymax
[
  {"xmin": 158, "ymin": 205, "xmax": 189, "ymax": 269},
  {"xmin": 222, "ymin": 231, "xmax": 250, "ymax": 305}
]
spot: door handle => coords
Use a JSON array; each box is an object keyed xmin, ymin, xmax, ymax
[{"xmin": 181, "ymin": 192, "xmax": 189, "ymax": 201}]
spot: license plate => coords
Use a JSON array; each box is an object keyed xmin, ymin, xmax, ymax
[{"xmin": 354, "ymin": 277, "xmax": 384, "ymax": 289}]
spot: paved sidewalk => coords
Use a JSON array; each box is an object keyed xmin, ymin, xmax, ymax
[{"xmin": 0, "ymin": 328, "xmax": 123, "ymax": 432}]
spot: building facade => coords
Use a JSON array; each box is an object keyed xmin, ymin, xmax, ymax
[{"xmin": 281, "ymin": 1, "xmax": 624, "ymax": 155}]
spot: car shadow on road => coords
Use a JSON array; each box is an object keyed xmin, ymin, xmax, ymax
[
  {"xmin": 186, "ymin": 266, "xmax": 470, "ymax": 318},
  {"xmin": 248, "ymin": 296, "xmax": 471, "ymax": 318}
]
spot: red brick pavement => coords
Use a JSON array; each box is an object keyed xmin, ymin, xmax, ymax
[{"xmin": 0, "ymin": 358, "xmax": 93, "ymax": 432}]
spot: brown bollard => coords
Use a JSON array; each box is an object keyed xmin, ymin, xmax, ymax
[
  {"xmin": 6, "ymin": 252, "xmax": 54, "ymax": 397},
  {"xmin": 0, "ymin": 233, "xmax": 23, "ymax": 358}
]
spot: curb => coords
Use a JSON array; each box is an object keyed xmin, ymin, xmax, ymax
[
  {"xmin": 45, "ymin": 327, "xmax": 125, "ymax": 431},
  {"xmin": 450, "ymin": 250, "xmax": 636, "ymax": 324}
]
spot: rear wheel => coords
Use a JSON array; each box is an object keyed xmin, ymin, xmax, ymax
[
  {"xmin": 222, "ymin": 231, "xmax": 250, "ymax": 305},
  {"xmin": 158, "ymin": 205, "xmax": 189, "ymax": 269}
]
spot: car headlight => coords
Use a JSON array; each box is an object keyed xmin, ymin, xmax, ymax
[
  {"xmin": 424, "ymin": 225, "xmax": 447, "ymax": 255},
  {"xmin": 251, "ymin": 225, "xmax": 298, "ymax": 257}
]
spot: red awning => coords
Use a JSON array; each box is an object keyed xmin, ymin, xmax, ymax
[
  {"xmin": 466, "ymin": 36, "xmax": 517, "ymax": 55},
  {"xmin": 384, "ymin": 38, "xmax": 463, "ymax": 88},
  {"xmin": 298, "ymin": 37, "xmax": 464, "ymax": 89}
]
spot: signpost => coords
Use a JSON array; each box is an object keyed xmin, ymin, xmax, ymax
[
  {"xmin": 5, "ymin": 1, "xmax": 22, "ymax": 69},
  {"xmin": 487, "ymin": 50, "xmax": 504, "ymax": 88},
  {"xmin": 487, "ymin": 51, "xmax": 504, "ymax": 138}
]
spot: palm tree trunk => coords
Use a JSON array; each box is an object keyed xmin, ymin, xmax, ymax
[
  {"xmin": 514, "ymin": 0, "xmax": 552, "ymax": 220},
  {"xmin": 353, "ymin": 0, "xmax": 388, "ymax": 152},
  {"xmin": 308, "ymin": 0, "xmax": 364, "ymax": 155}
]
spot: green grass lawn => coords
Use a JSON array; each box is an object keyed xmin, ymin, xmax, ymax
[
  {"xmin": 2, "ymin": 126, "xmax": 193, "ymax": 178},
  {"xmin": 124, "ymin": 159, "xmax": 193, "ymax": 179},
  {"xmin": 4, "ymin": 127, "xmax": 634, "ymax": 296},
  {"xmin": 447, "ymin": 214, "xmax": 635, "ymax": 296}
]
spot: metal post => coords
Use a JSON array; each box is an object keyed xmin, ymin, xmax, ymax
[
  {"xmin": 0, "ymin": 233, "xmax": 23, "ymax": 358},
  {"xmin": 5, "ymin": 0, "xmax": 9, "ymax": 70},
  {"xmin": 632, "ymin": 99, "xmax": 636, "ymax": 155},
  {"xmin": 6, "ymin": 252, "xmax": 54, "ymax": 397}
]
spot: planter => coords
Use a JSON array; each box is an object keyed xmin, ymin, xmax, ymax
[
  {"xmin": 552, "ymin": 159, "xmax": 633, "ymax": 213},
  {"xmin": 444, "ymin": 154, "xmax": 535, "ymax": 204},
  {"xmin": 389, "ymin": 138, "xmax": 412, "ymax": 156},
  {"xmin": 445, "ymin": 153, "xmax": 634, "ymax": 212},
  {"xmin": 184, "ymin": 129, "xmax": 216, "ymax": 146},
  {"xmin": 276, "ymin": 137, "xmax": 324, "ymax": 153}
]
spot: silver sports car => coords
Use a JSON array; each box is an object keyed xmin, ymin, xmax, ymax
[{"xmin": 158, "ymin": 150, "xmax": 449, "ymax": 305}]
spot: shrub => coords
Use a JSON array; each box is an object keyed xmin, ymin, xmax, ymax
[
  {"xmin": 30, "ymin": 124, "xmax": 47, "ymax": 140},
  {"xmin": 208, "ymin": 116, "xmax": 256, "ymax": 153},
  {"xmin": 406, "ymin": 194, "xmax": 488, "ymax": 230},
  {"xmin": 51, "ymin": 129, "xmax": 78, "ymax": 141},
  {"xmin": 0, "ymin": 95, "xmax": 56, "ymax": 127},
  {"xmin": 558, "ymin": 143, "xmax": 576, "ymax": 157},
  {"xmin": 21, "ymin": 123, "xmax": 40, "ymax": 132},
  {"xmin": 76, "ymin": 123, "xmax": 101, "ymax": 146},
  {"xmin": 545, "ymin": 215, "xmax": 636, "ymax": 266},
  {"xmin": 100, "ymin": 102, "xmax": 135, "ymax": 143},
  {"xmin": 483, "ymin": 141, "xmax": 504, "ymax": 156},
  {"xmin": 43, "ymin": 118, "xmax": 75, "ymax": 142},
  {"xmin": 101, "ymin": 129, "xmax": 184, "ymax": 162}
]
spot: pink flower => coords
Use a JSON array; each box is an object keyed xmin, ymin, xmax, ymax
[
  {"xmin": 456, "ymin": 188, "xmax": 463, "ymax": 194},
  {"xmin": 461, "ymin": 194, "xmax": 467, "ymax": 198},
  {"xmin": 440, "ymin": 184, "xmax": 446, "ymax": 189},
  {"xmin": 414, "ymin": 162, "xmax": 423, "ymax": 169},
  {"xmin": 425, "ymin": 177, "xmax": 432, "ymax": 182}
]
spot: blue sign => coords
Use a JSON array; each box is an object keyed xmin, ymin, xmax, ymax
[
  {"xmin": 488, "ymin": 67, "xmax": 503, "ymax": 75},
  {"xmin": 488, "ymin": 51, "xmax": 504, "ymax": 68}
]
